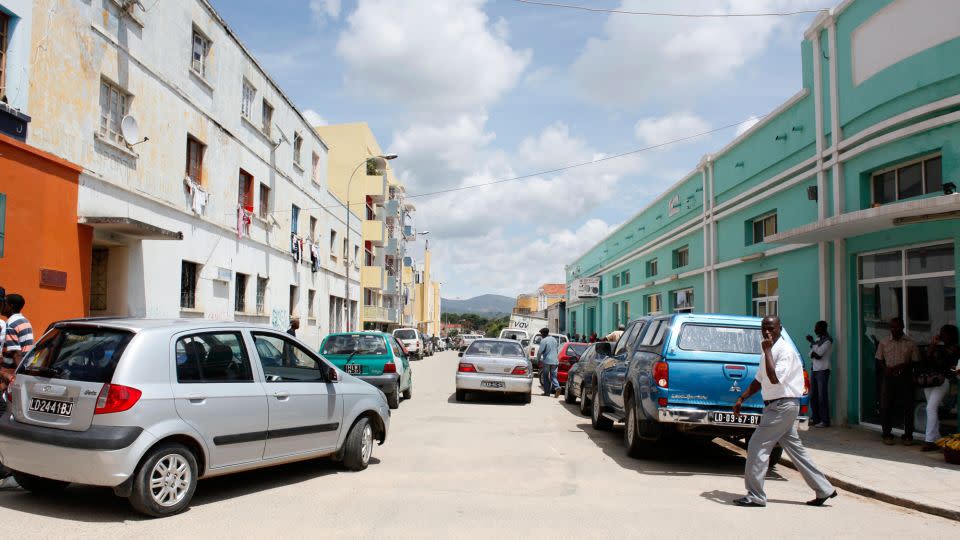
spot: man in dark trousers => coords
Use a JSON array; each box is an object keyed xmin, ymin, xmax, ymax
[
  {"xmin": 874, "ymin": 317, "xmax": 919, "ymax": 445},
  {"xmin": 806, "ymin": 321, "xmax": 834, "ymax": 427},
  {"xmin": 732, "ymin": 316, "xmax": 836, "ymax": 507}
]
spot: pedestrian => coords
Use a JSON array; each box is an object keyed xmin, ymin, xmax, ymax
[
  {"xmin": 535, "ymin": 328, "xmax": 560, "ymax": 397},
  {"xmin": 919, "ymin": 324, "xmax": 959, "ymax": 452},
  {"xmin": 875, "ymin": 317, "xmax": 920, "ymax": 445},
  {"xmin": 2, "ymin": 293, "xmax": 34, "ymax": 369},
  {"xmin": 732, "ymin": 316, "xmax": 837, "ymax": 508},
  {"xmin": 805, "ymin": 321, "xmax": 833, "ymax": 428},
  {"xmin": 589, "ymin": 332, "xmax": 598, "ymax": 343},
  {"xmin": 605, "ymin": 325, "xmax": 626, "ymax": 343},
  {"xmin": 287, "ymin": 318, "xmax": 299, "ymax": 337}
]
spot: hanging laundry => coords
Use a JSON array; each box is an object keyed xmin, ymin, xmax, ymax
[
  {"xmin": 291, "ymin": 234, "xmax": 302, "ymax": 263},
  {"xmin": 237, "ymin": 206, "xmax": 252, "ymax": 239},
  {"xmin": 310, "ymin": 242, "xmax": 320, "ymax": 273},
  {"xmin": 184, "ymin": 177, "xmax": 208, "ymax": 215}
]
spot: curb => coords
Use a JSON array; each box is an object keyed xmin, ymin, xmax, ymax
[{"xmin": 716, "ymin": 439, "xmax": 960, "ymax": 522}]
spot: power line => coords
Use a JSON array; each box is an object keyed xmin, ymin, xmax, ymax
[
  {"xmin": 260, "ymin": 115, "xmax": 763, "ymax": 215},
  {"xmin": 512, "ymin": 0, "xmax": 827, "ymax": 18}
]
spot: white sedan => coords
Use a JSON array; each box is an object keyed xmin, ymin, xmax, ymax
[{"xmin": 455, "ymin": 339, "xmax": 533, "ymax": 404}]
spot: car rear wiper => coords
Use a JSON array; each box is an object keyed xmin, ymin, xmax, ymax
[{"xmin": 23, "ymin": 365, "xmax": 63, "ymax": 378}]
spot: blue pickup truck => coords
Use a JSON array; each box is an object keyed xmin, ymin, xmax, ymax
[{"xmin": 590, "ymin": 313, "xmax": 809, "ymax": 460}]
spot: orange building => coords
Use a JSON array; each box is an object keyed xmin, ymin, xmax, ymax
[{"xmin": 0, "ymin": 133, "xmax": 91, "ymax": 334}]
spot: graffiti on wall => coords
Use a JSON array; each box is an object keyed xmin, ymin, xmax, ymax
[{"xmin": 271, "ymin": 309, "xmax": 288, "ymax": 330}]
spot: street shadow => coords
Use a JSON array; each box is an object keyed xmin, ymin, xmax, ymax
[
  {"xmin": 0, "ymin": 456, "xmax": 377, "ymax": 523},
  {"xmin": 700, "ymin": 489, "xmax": 808, "ymax": 507},
  {"xmin": 446, "ymin": 392, "xmax": 526, "ymax": 406}
]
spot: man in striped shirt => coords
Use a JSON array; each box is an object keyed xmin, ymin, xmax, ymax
[{"xmin": 2, "ymin": 293, "xmax": 34, "ymax": 369}]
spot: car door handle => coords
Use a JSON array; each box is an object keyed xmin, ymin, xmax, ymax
[
  {"xmin": 273, "ymin": 392, "xmax": 290, "ymax": 400},
  {"xmin": 187, "ymin": 394, "xmax": 206, "ymax": 404}
]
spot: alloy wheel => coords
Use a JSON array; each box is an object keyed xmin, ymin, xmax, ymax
[
  {"xmin": 149, "ymin": 454, "xmax": 192, "ymax": 507},
  {"xmin": 361, "ymin": 423, "xmax": 373, "ymax": 464}
]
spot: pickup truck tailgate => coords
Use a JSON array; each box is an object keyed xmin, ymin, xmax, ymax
[{"xmin": 664, "ymin": 358, "xmax": 763, "ymax": 411}]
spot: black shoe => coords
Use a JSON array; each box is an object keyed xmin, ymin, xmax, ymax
[
  {"xmin": 733, "ymin": 497, "xmax": 765, "ymax": 507},
  {"xmin": 806, "ymin": 491, "xmax": 838, "ymax": 506},
  {"xmin": 882, "ymin": 435, "xmax": 895, "ymax": 445},
  {"xmin": 901, "ymin": 436, "xmax": 914, "ymax": 446},
  {"xmin": 922, "ymin": 442, "xmax": 938, "ymax": 452}
]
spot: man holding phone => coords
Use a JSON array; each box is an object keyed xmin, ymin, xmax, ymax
[{"xmin": 731, "ymin": 316, "xmax": 837, "ymax": 508}]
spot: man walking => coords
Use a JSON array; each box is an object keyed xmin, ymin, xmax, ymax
[
  {"xmin": 732, "ymin": 316, "xmax": 836, "ymax": 508},
  {"xmin": 806, "ymin": 321, "xmax": 834, "ymax": 427},
  {"xmin": 536, "ymin": 328, "xmax": 560, "ymax": 397},
  {"xmin": 287, "ymin": 318, "xmax": 300, "ymax": 337},
  {"xmin": 875, "ymin": 317, "xmax": 920, "ymax": 445},
  {"xmin": 2, "ymin": 294, "xmax": 34, "ymax": 369}
]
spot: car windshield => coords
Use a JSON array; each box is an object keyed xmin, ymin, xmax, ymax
[
  {"xmin": 322, "ymin": 335, "xmax": 388, "ymax": 355},
  {"xmin": 501, "ymin": 330, "xmax": 526, "ymax": 340},
  {"xmin": 567, "ymin": 343, "xmax": 588, "ymax": 356},
  {"xmin": 18, "ymin": 326, "xmax": 135, "ymax": 383},
  {"xmin": 465, "ymin": 340, "xmax": 524, "ymax": 358},
  {"xmin": 677, "ymin": 324, "xmax": 762, "ymax": 354},
  {"xmin": 394, "ymin": 329, "xmax": 417, "ymax": 340}
]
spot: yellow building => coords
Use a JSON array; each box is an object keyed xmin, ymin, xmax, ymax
[
  {"xmin": 412, "ymin": 249, "xmax": 442, "ymax": 336},
  {"xmin": 514, "ymin": 294, "xmax": 538, "ymax": 314}
]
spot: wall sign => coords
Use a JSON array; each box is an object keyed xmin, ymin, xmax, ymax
[{"xmin": 39, "ymin": 269, "xmax": 67, "ymax": 289}]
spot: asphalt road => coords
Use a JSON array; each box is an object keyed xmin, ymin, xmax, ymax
[{"xmin": 1, "ymin": 349, "xmax": 958, "ymax": 538}]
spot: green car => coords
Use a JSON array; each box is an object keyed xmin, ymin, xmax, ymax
[{"xmin": 320, "ymin": 332, "xmax": 412, "ymax": 409}]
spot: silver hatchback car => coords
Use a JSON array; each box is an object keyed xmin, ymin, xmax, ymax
[{"xmin": 0, "ymin": 319, "xmax": 390, "ymax": 517}]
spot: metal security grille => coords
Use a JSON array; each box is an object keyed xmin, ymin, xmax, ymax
[
  {"xmin": 90, "ymin": 248, "xmax": 109, "ymax": 311},
  {"xmin": 256, "ymin": 277, "xmax": 267, "ymax": 314},
  {"xmin": 181, "ymin": 261, "xmax": 198, "ymax": 309},
  {"xmin": 235, "ymin": 273, "xmax": 248, "ymax": 313}
]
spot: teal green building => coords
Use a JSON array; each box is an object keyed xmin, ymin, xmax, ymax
[{"xmin": 565, "ymin": 0, "xmax": 960, "ymax": 433}]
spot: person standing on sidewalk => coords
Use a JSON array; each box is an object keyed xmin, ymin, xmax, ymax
[
  {"xmin": 732, "ymin": 316, "xmax": 837, "ymax": 508},
  {"xmin": 806, "ymin": 321, "xmax": 834, "ymax": 428},
  {"xmin": 920, "ymin": 324, "xmax": 959, "ymax": 452},
  {"xmin": 875, "ymin": 317, "xmax": 920, "ymax": 446},
  {"xmin": 536, "ymin": 328, "xmax": 560, "ymax": 397}
]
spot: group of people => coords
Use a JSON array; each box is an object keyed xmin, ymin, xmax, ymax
[
  {"xmin": 0, "ymin": 287, "xmax": 36, "ymax": 490},
  {"xmin": 569, "ymin": 325, "xmax": 626, "ymax": 344}
]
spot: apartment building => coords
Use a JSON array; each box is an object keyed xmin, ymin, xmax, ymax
[
  {"xmin": 412, "ymin": 248, "xmax": 442, "ymax": 336},
  {"xmin": 566, "ymin": 0, "xmax": 960, "ymax": 430},
  {"xmin": 22, "ymin": 0, "xmax": 360, "ymax": 347}
]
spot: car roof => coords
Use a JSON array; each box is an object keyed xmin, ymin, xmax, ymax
[
  {"xmin": 670, "ymin": 313, "xmax": 764, "ymax": 325},
  {"xmin": 470, "ymin": 338, "xmax": 522, "ymax": 344},
  {"xmin": 324, "ymin": 331, "xmax": 391, "ymax": 339},
  {"xmin": 49, "ymin": 317, "xmax": 277, "ymax": 334}
]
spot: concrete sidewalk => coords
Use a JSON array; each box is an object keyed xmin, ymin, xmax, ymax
[{"xmin": 771, "ymin": 426, "xmax": 960, "ymax": 521}]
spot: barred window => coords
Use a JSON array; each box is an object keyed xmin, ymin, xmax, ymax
[{"xmin": 181, "ymin": 261, "xmax": 199, "ymax": 309}]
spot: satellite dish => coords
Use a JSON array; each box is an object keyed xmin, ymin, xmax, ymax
[{"xmin": 121, "ymin": 115, "xmax": 140, "ymax": 145}]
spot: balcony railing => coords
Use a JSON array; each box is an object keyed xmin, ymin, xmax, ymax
[{"xmin": 363, "ymin": 305, "xmax": 390, "ymax": 322}]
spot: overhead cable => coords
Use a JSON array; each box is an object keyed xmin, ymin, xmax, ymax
[{"xmin": 512, "ymin": 0, "xmax": 827, "ymax": 18}]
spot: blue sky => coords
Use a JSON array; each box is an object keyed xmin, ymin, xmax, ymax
[{"xmin": 210, "ymin": 0, "xmax": 823, "ymax": 299}]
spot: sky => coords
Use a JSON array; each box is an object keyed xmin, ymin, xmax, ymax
[{"xmin": 210, "ymin": 0, "xmax": 825, "ymax": 300}]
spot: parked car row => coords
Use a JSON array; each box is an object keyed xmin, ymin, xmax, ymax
[
  {"xmin": 0, "ymin": 318, "xmax": 445, "ymax": 518},
  {"xmin": 562, "ymin": 314, "xmax": 809, "ymax": 465}
]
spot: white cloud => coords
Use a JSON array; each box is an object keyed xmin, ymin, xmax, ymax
[
  {"xmin": 310, "ymin": 0, "xmax": 341, "ymax": 23},
  {"xmin": 571, "ymin": 0, "xmax": 822, "ymax": 106},
  {"xmin": 735, "ymin": 115, "xmax": 761, "ymax": 136},
  {"xmin": 634, "ymin": 112, "xmax": 711, "ymax": 146},
  {"xmin": 335, "ymin": 0, "xmax": 532, "ymax": 113},
  {"xmin": 390, "ymin": 113, "xmax": 497, "ymax": 191},
  {"xmin": 302, "ymin": 109, "xmax": 327, "ymax": 127}
]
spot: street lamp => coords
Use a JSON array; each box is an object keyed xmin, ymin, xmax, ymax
[
  {"xmin": 344, "ymin": 153, "xmax": 397, "ymax": 331},
  {"xmin": 417, "ymin": 230, "xmax": 430, "ymax": 251}
]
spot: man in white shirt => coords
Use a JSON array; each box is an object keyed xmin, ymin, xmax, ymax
[
  {"xmin": 732, "ymin": 316, "xmax": 836, "ymax": 508},
  {"xmin": 806, "ymin": 321, "xmax": 834, "ymax": 428}
]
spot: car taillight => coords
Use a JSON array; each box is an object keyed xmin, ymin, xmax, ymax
[
  {"xmin": 511, "ymin": 366, "xmax": 527, "ymax": 375},
  {"xmin": 803, "ymin": 370, "xmax": 811, "ymax": 395},
  {"xmin": 94, "ymin": 384, "xmax": 142, "ymax": 415},
  {"xmin": 383, "ymin": 362, "xmax": 397, "ymax": 373},
  {"xmin": 658, "ymin": 397, "xmax": 668, "ymax": 407},
  {"xmin": 3, "ymin": 375, "xmax": 14, "ymax": 402},
  {"xmin": 653, "ymin": 361, "xmax": 669, "ymax": 388},
  {"xmin": 458, "ymin": 363, "xmax": 476, "ymax": 373},
  {"xmin": 529, "ymin": 349, "xmax": 535, "ymax": 357}
]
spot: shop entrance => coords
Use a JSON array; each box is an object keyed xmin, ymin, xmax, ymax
[{"xmin": 857, "ymin": 242, "xmax": 956, "ymax": 433}]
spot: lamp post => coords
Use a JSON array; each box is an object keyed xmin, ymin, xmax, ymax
[{"xmin": 343, "ymin": 154, "xmax": 397, "ymax": 331}]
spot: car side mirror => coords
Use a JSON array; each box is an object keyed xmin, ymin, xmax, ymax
[
  {"xmin": 458, "ymin": 352, "xmax": 464, "ymax": 357},
  {"xmin": 327, "ymin": 367, "xmax": 340, "ymax": 382},
  {"xmin": 595, "ymin": 342, "xmax": 612, "ymax": 356}
]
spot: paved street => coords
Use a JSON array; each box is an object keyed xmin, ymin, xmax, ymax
[{"xmin": 1, "ymin": 350, "xmax": 958, "ymax": 538}]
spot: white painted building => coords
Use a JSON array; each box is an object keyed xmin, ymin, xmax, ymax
[{"xmin": 24, "ymin": 0, "xmax": 360, "ymax": 348}]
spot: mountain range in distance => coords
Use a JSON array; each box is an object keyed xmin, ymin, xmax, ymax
[{"xmin": 441, "ymin": 294, "xmax": 514, "ymax": 316}]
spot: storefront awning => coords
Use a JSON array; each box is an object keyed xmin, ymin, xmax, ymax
[
  {"xmin": 78, "ymin": 216, "xmax": 183, "ymax": 240},
  {"xmin": 766, "ymin": 194, "xmax": 960, "ymax": 244}
]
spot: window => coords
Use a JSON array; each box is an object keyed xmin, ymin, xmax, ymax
[
  {"xmin": 871, "ymin": 155, "xmax": 942, "ymax": 205},
  {"xmin": 259, "ymin": 183, "xmax": 271, "ymax": 219},
  {"xmin": 672, "ymin": 288, "xmax": 694, "ymax": 313},
  {"xmin": 613, "ymin": 321, "xmax": 644, "ymax": 356},
  {"xmin": 19, "ymin": 327, "xmax": 133, "ymax": 384},
  {"xmin": 646, "ymin": 293, "xmax": 663, "ymax": 314},
  {"xmin": 330, "ymin": 229, "xmax": 338, "ymax": 259},
  {"xmin": 256, "ymin": 277, "xmax": 267, "ymax": 314},
  {"xmin": 353, "ymin": 244, "xmax": 360, "ymax": 265},
  {"xmin": 185, "ymin": 135, "xmax": 205, "ymax": 184},
  {"xmin": 291, "ymin": 205, "xmax": 300, "ymax": 235},
  {"xmin": 308, "ymin": 289, "xmax": 316, "ymax": 319},
  {"xmin": 311, "ymin": 152, "xmax": 321, "ymax": 184},
  {"xmin": 342, "ymin": 238, "xmax": 348, "ymax": 260},
  {"xmin": 322, "ymin": 334, "xmax": 389, "ymax": 356},
  {"xmin": 639, "ymin": 320, "xmax": 664, "ymax": 346},
  {"xmin": 180, "ymin": 260, "xmax": 199, "ymax": 309},
  {"xmin": 253, "ymin": 333, "xmax": 325, "ymax": 382},
  {"xmin": 0, "ymin": 12, "xmax": 9, "ymax": 101},
  {"xmin": 309, "ymin": 216, "xmax": 318, "ymax": 241},
  {"xmin": 647, "ymin": 258, "xmax": 658, "ymax": 277},
  {"xmin": 191, "ymin": 29, "xmax": 210, "ymax": 78},
  {"xmin": 678, "ymin": 325, "xmax": 761, "ymax": 354},
  {"xmin": 751, "ymin": 272, "xmax": 779, "ymax": 317},
  {"xmin": 289, "ymin": 285, "xmax": 299, "ymax": 317},
  {"xmin": 751, "ymin": 212, "xmax": 777, "ymax": 244},
  {"xmin": 235, "ymin": 272, "xmax": 248, "ymax": 312},
  {"xmin": 238, "ymin": 170, "xmax": 254, "ymax": 210},
  {"xmin": 176, "ymin": 332, "xmax": 254, "ymax": 383},
  {"xmin": 622, "ymin": 270, "xmax": 630, "ymax": 286},
  {"xmin": 613, "ymin": 274, "xmax": 621, "ymax": 288},
  {"xmin": 241, "ymin": 79, "xmax": 255, "ymax": 120},
  {"xmin": 621, "ymin": 301, "xmax": 629, "ymax": 325},
  {"xmin": 261, "ymin": 99, "xmax": 273, "ymax": 136},
  {"xmin": 673, "ymin": 246, "xmax": 689, "ymax": 269},
  {"xmin": 90, "ymin": 248, "xmax": 108, "ymax": 311},
  {"xmin": 293, "ymin": 132, "xmax": 303, "ymax": 167},
  {"xmin": 98, "ymin": 79, "xmax": 129, "ymax": 145},
  {"xmin": 612, "ymin": 303, "xmax": 619, "ymax": 328},
  {"xmin": 570, "ymin": 311, "xmax": 577, "ymax": 336}
]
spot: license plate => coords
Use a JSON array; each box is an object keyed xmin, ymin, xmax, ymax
[
  {"xmin": 29, "ymin": 398, "xmax": 74, "ymax": 417},
  {"xmin": 345, "ymin": 364, "xmax": 362, "ymax": 374},
  {"xmin": 480, "ymin": 380, "xmax": 504, "ymax": 389},
  {"xmin": 712, "ymin": 412, "xmax": 760, "ymax": 426}
]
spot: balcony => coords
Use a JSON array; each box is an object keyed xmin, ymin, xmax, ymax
[
  {"xmin": 385, "ymin": 236, "xmax": 401, "ymax": 255},
  {"xmin": 361, "ymin": 265, "xmax": 385, "ymax": 289},
  {"xmin": 361, "ymin": 174, "xmax": 387, "ymax": 203},
  {"xmin": 363, "ymin": 305, "xmax": 391, "ymax": 323},
  {"xmin": 384, "ymin": 199, "xmax": 401, "ymax": 220},
  {"xmin": 363, "ymin": 219, "xmax": 385, "ymax": 246}
]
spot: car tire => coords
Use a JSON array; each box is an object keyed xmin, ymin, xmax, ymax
[
  {"xmin": 564, "ymin": 381, "xmax": 576, "ymax": 404},
  {"xmin": 342, "ymin": 417, "xmax": 374, "ymax": 472},
  {"xmin": 591, "ymin": 385, "xmax": 613, "ymax": 431},
  {"xmin": 128, "ymin": 443, "xmax": 198, "ymax": 518},
  {"xmin": 579, "ymin": 383, "xmax": 591, "ymax": 416},
  {"xmin": 624, "ymin": 396, "xmax": 658, "ymax": 459},
  {"xmin": 402, "ymin": 385, "xmax": 412, "ymax": 400},
  {"xmin": 521, "ymin": 392, "xmax": 532, "ymax": 404},
  {"xmin": 12, "ymin": 471, "xmax": 69, "ymax": 494},
  {"xmin": 455, "ymin": 389, "xmax": 467, "ymax": 402},
  {"xmin": 386, "ymin": 389, "xmax": 400, "ymax": 410}
]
